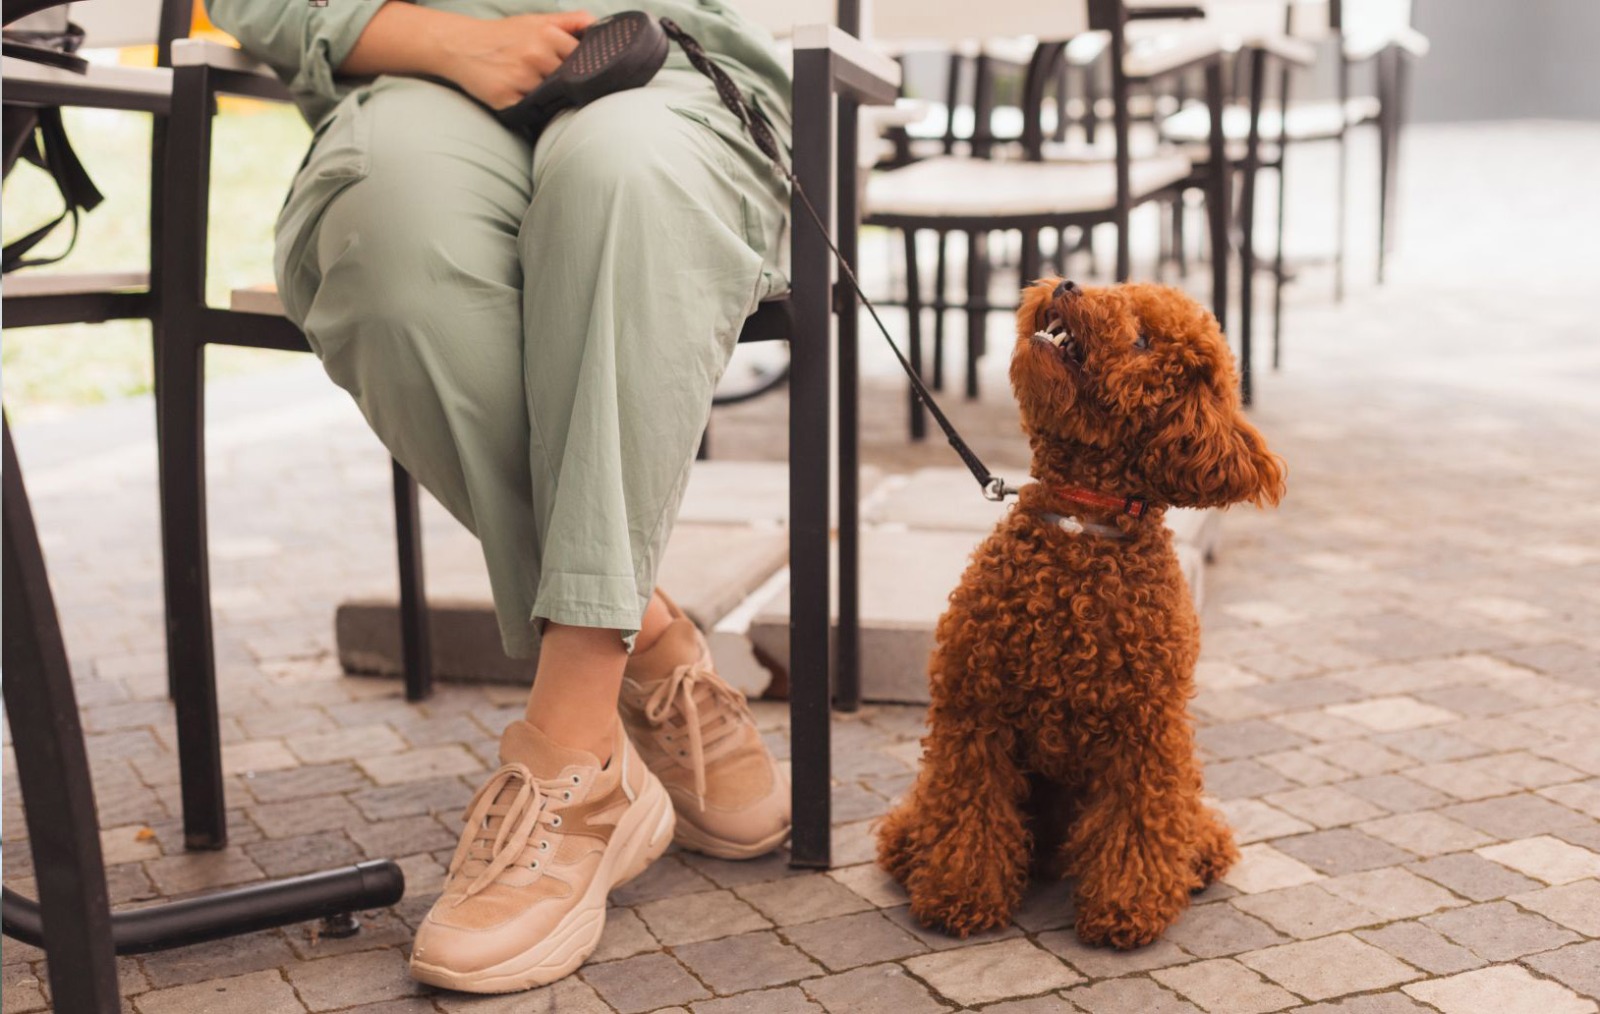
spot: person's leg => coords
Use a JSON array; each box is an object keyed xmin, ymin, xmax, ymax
[
  {"xmin": 280, "ymin": 76, "xmax": 642, "ymax": 763},
  {"xmin": 278, "ymin": 76, "xmax": 677, "ymax": 993},
  {"xmin": 522, "ymin": 622, "xmax": 625, "ymax": 760},
  {"xmin": 280, "ymin": 75, "xmax": 548, "ymax": 660},
  {"xmin": 636, "ymin": 591, "xmax": 674, "ymax": 653},
  {"xmin": 518, "ymin": 70, "xmax": 793, "ymax": 859},
  {"xmin": 517, "ymin": 68, "xmax": 787, "ymax": 650}
]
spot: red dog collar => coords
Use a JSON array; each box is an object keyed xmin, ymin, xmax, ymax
[{"xmin": 1051, "ymin": 485, "xmax": 1152, "ymax": 518}]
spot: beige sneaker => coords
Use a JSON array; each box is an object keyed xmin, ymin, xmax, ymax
[
  {"xmin": 619, "ymin": 592, "xmax": 790, "ymax": 859},
  {"xmin": 409, "ymin": 719, "xmax": 674, "ymax": 993}
]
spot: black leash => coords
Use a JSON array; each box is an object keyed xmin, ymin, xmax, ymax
[{"xmin": 661, "ymin": 19, "xmax": 1020, "ymax": 502}]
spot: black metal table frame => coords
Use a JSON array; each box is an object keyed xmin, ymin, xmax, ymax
[
  {"xmin": 2, "ymin": 414, "xmax": 408, "ymax": 1014},
  {"xmin": 2, "ymin": 5, "xmax": 410, "ymax": 1006},
  {"xmin": 872, "ymin": 0, "xmax": 1236, "ymax": 441}
]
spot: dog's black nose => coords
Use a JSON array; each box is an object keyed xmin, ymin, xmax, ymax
[{"xmin": 1054, "ymin": 280, "xmax": 1080, "ymax": 299}]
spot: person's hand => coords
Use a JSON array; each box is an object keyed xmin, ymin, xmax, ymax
[{"xmin": 438, "ymin": 11, "xmax": 597, "ymax": 110}]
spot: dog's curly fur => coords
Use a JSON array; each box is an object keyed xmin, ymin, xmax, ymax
[{"xmin": 876, "ymin": 279, "xmax": 1286, "ymax": 950}]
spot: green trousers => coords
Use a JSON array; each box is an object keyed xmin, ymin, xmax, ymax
[{"xmin": 273, "ymin": 68, "xmax": 790, "ymax": 656}]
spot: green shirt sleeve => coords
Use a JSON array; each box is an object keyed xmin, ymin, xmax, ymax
[{"xmin": 204, "ymin": 0, "xmax": 388, "ymax": 125}]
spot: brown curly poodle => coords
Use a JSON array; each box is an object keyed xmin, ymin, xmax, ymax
[{"xmin": 876, "ymin": 278, "xmax": 1285, "ymax": 950}]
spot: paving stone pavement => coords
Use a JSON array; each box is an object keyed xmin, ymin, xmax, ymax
[{"xmin": 4, "ymin": 121, "xmax": 1599, "ymax": 1012}]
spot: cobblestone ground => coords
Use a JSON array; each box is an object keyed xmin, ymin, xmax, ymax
[{"xmin": 4, "ymin": 121, "xmax": 1599, "ymax": 1012}]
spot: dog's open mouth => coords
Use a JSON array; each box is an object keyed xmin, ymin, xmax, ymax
[{"xmin": 1034, "ymin": 308, "xmax": 1085, "ymax": 368}]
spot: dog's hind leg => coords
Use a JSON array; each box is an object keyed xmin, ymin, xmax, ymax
[
  {"xmin": 1187, "ymin": 799, "xmax": 1239, "ymax": 890},
  {"xmin": 876, "ymin": 720, "xmax": 1031, "ymax": 938}
]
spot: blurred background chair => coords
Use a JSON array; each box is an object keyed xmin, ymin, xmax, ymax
[
  {"xmin": 859, "ymin": 0, "xmax": 1234, "ymax": 439},
  {"xmin": 1100, "ymin": 0, "xmax": 1321, "ymax": 404},
  {"xmin": 1157, "ymin": 0, "xmax": 1429, "ymax": 375}
]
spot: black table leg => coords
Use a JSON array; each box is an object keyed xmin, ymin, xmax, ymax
[
  {"xmin": 2, "ymin": 417, "xmax": 121, "ymax": 1011},
  {"xmin": 3, "ymin": 422, "xmax": 407, "ymax": 983}
]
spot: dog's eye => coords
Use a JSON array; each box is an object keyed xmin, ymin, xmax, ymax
[{"xmin": 1133, "ymin": 332, "xmax": 1151, "ymax": 350}]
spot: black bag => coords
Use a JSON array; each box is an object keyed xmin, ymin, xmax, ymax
[
  {"xmin": 3, "ymin": 3, "xmax": 105, "ymax": 272},
  {"xmin": 494, "ymin": 11, "xmax": 670, "ymax": 140}
]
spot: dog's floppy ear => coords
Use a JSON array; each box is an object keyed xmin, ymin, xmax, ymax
[{"xmin": 1139, "ymin": 383, "xmax": 1286, "ymax": 508}]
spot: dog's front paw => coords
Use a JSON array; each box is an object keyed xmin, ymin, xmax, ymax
[
  {"xmin": 1074, "ymin": 900, "xmax": 1176, "ymax": 951},
  {"xmin": 908, "ymin": 887, "xmax": 1015, "ymax": 940}
]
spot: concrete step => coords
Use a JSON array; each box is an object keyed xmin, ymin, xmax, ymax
[
  {"xmin": 334, "ymin": 461, "xmax": 876, "ymax": 696},
  {"xmin": 747, "ymin": 468, "xmax": 1219, "ymax": 703},
  {"xmin": 334, "ymin": 463, "xmax": 1219, "ymax": 705}
]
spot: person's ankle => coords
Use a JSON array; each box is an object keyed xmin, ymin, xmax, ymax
[
  {"xmin": 633, "ymin": 590, "xmax": 673, "ymax": 654},
  {"xmin": 525, "ymin": 715, "xmax": 616, "ymax": 767}
]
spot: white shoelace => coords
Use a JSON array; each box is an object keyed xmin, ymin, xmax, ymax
[
  {"xmin": 642, "ymin": 663, "xmax": 751, "ymax": 808},
  {"xmin": 447, "ymin": 762, "xmax": 566, "ymax": 904}
]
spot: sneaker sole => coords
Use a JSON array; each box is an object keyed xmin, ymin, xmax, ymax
[
  {"xmin": 672, "ymin": 816, "xmax": 790, "ymax": 860},
  {"xmin": 409, "ymin": 769, "xmax": 676, "ymax": 993}
]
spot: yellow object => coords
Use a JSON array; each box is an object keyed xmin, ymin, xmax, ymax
[{"xmin": 114, "ymin": 20, "xmax": 264, "ymax": 116}]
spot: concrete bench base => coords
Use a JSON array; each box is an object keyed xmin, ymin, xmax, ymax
[{"xmin": 334, "ymin": 465, "xmax": 1220, "ymax": 704}]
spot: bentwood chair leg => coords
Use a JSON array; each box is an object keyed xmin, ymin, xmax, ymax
[
  {"xmin": 965, "ymin": 229, "xmax": 985, "ymax": 400},
  {"xmin": 904, "ymin": 228, "xmax": 928, "ymax": 441},
  {"xmin": 1175, "ymin": 192, "xmax": 1189, "ymax": 280},
  {"xmin": 941, "ymin": 52, "xmax": 962, "ymax": 155},
  {"xmin": 1376, "ymin": 49, "xmax": 1393, "ymax": 286},
  {"xmin": 1389, "ymin": 50, "xmax": 1409, "ymax": 258},
  {"xmin": 1204, "ymin": 57, "xmax": 1230, "ymax": 337},
  {"xmin": 932, "ymin": 229, "xmax": 948, "ymax": 391},
  {"xmin": 3, "ymin": 418, "xmax": 122, "ymax": 1013},
  {"xmin": 1157, "ymin": 202, "xmax": 1172, "ymax": 282},
  {"xmin": 1053, "ymin": 59, "xmax": 1071, "ymax": 142},
  {"xmin": 1273, "ymin": 161, "xmax": 1287, "ymax": 370},
  {"xmin": 1019, "ymin": 226, "xmax": 1042, "ymax": 289},
  {"xmin": 1083, "ymin": 61, "xmax": 1100, "ymax": 144},
  {"xmin": 1238, "ymin": 47, "xmax": 1266, "ymax": 406},
  {"xmin": 1335, "ymin": 57, "xmax": 1350, "ymax": 303},
  {"xmin": 392, "ymin": 462, "xmax": 432, "ymax": 702}
]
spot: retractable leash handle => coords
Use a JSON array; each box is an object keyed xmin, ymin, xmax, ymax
[{"xmin": 497, "ymin": 12, "xmax": 1019, "ymax": 502}]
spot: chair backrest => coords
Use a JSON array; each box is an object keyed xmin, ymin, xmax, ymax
[
  {"xmin": 53, "ymin": 0, "xmax": 190, "ymax": 66},
  {"xmin": 69, "ymin": 0, "xmax": 162, "ymax": 48},
  {"xmin": 1339, "ymin": 0, "xmax": 1411, "ymax": 38},
  {"xmin": 1285, "ymin": 0, "xmax": 1336, "ymax": 39},
  {"xmin": 735, "ymin": 0, "xmax": 1092, "ymax": 49},
  {"xmin": 728, "ymin": 0, "xmax": 836, "ymax": 39},
  {"xmin": 866, "ymin": 0, "xmax": 1090, "ymax": 47},
  {"xmin": 1201, "ymin": 0, "xmax": 1294, "ymax": 39},
  {"xmin": 1287, "ymin": 0, "xmax": 1409, "ymax": 38}
]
